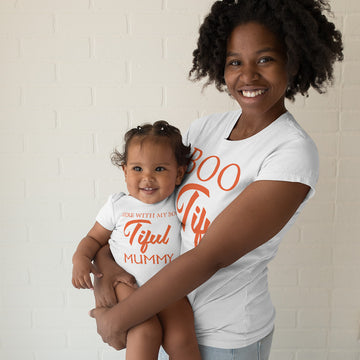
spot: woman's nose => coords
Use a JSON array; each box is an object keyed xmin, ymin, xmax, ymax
[{"xmin": 240, "ymin": 64, "xmax": 259, "ymax": 83}]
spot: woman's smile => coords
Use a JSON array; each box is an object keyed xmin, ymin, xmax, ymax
[{"xmin": 240, "ymin": 88, "xmax": 267, "ymax": 98}]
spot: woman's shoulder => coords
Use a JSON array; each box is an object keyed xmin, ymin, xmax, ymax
[{"xmin": 276, "ymin": 112, "xmax": 318, "ymax": 152}]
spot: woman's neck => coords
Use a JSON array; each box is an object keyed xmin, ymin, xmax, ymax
[{"xmin": 229, "ymin": 107, "xmax": 287, "ymax": 141}]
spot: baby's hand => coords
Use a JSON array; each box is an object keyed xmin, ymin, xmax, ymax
[{"xmin": 72, "ymin": 254, "xmax": 102, "ymax": 289}]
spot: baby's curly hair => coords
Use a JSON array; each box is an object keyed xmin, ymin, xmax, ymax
[
  {"xmin": 111, "ymin": 120, "xmax": 191, "ymax": 168},
  {"xmin": 189, "ymin": 0, "xmax": 343, "ymax": 100}
]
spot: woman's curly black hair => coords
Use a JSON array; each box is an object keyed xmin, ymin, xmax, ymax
[
  {"xmin": 189, "ymin": 0, "xmax": 343, "ymax": 100},
  {"xmin": 111, "ymin": 120, "xmax": 191, "ymax": 168}
]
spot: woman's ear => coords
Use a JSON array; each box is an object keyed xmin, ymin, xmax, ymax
[{"xmin": 287, "ymin": 57, "xmax": 299, "ymax": 78}]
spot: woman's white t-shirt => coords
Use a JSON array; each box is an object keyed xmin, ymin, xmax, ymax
[{"xmin": 175, "ymin": 110, "xmax": 319, "ymax": 348}]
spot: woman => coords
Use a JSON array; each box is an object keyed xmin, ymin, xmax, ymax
[{"xmin": 89, "ymin": 0, "xmax": 343, "ymax": 358}]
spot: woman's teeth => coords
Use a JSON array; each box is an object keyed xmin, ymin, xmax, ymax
[{"xmin": 242, "ymin": 89, "xmax": 266, "ymax": 98}]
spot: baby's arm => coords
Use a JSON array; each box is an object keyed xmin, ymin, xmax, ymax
[{"xmin": 72, "ymin": 222, "xmax": 112, "ymax": 290}]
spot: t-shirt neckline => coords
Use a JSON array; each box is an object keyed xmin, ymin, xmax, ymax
[{"xmin": 224, "ymin": 110, "xmax": 289, "ymax": 143}]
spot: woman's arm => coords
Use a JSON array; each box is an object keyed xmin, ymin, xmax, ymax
[{"xmin": 90, "ymin": 180, "xmax": 309, "ymax": 349}]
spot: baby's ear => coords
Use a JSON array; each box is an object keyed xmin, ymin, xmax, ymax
[
  {"xmin": 122, "ymin": 164, "xmax": 127, "ymax": 177},
  {"xmin": 176, "ymin": 166, "xmax": 187, "ymax": 185}
]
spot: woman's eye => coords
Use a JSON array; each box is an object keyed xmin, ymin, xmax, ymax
[
  {"xmin": 228, "ymin": 59, "xmax": 241, "ymax": 66},
  {"xmin": 258, "ymin": 57, "xmax": 273, "ymax": 64}
]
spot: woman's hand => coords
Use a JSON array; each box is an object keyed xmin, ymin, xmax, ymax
[
  {"xmin": 93, "ymin": 245, "xmax": 138, "ymax": 307},
  {"xmin": 93, "ymin": 266, "xmax": 137, "ymax": 307},
  {"xmin": 89, "ymin": 307, "xmax": 127, "ymax": 350}
]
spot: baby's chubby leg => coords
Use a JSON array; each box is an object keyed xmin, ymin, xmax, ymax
[
  {"xmin": 158, "ymin": 297, "xmax": 201, "ymax": 360},
  {"xmin": 115, "ymin": 283, "xmax": 162, "ymax": 360}
]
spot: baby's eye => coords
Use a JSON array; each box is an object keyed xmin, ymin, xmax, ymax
[
  {"xmin": 155, "ymin": 166, "xmax": 166, "ymax": 172},
  {"xmin": 133, "ymin": 166, "xmax": 142, "ymax": 172}
]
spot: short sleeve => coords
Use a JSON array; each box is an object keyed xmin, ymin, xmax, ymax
[
  {"xmin": 95, "ymin": 193, "xmax": 125, "ymax": 231},
  {"xmin": 255, "ymin": 136, "xmax": 319, "ymax": 199}
]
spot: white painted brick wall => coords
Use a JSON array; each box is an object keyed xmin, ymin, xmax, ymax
[{"xmin": 0, "ymin": 1, "xmax": 359, "ymax": 359}]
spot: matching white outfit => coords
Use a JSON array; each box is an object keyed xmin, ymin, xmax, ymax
[
  {"xmin": 176, "ymin": 110, "xmax": 319, "ymax": 348},
  {"xmin": 96, "ymin": 193, "xmax": 181, "ymax": 286}
]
